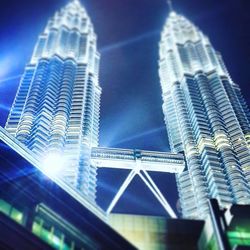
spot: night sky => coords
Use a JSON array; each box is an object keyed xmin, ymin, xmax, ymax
[{"xmin": 0, "ymin": 0, "xmax": 250, "ymax": 216}]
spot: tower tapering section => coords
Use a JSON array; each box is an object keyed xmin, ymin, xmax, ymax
[
  {"xmin": 5, "ymin": 1, "xmax": 101, "ymax": 201},
  {"xmin": 159, "ymin": 12, "xmax": 250, "ymax": 219}
]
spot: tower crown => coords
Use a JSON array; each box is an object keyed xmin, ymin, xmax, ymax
[
  {"xmin": 167, "ymin": 0, "xmax": 174, "ymax": 12},
  {"xmin": 69, "ymin": 0, "xmax": 81, "ymax": 4},
  {"xmin": 162, "ymin": 13, "xmax": 202, "ymax": 44},
  {"xmin": 159, "ymin": 12, "xmax": 229, "ymax": 91},
  {"xmin": 31, "ymin": 0, "xmax": 97, "ymax": 64}
]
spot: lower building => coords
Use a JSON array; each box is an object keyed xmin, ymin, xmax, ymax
[
  {"xmin": 0, "ymin": 126, "xmax": 136, "ymax": 250},
  {"xmin": 108, "ymin": 200, "xmax": 250, "ymax": 250},
  {"xmin": 226, "ymin": 205, "xmax": 250, "ymax": 248},
  {"xmin": 109, "ymin": 213, "xmax": 204, "ymax": 250},
  {"xmin": 204, "ymin": 199, "xmax": 250, "ymax": 250}
]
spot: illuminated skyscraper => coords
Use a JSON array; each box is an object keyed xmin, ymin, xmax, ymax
[
  {"xmin": 159, "ymin": 8, "xmax": 250, "ymax": 219},
  {"xmin": 5, "ymin": 0, "xmax": 101, "ymax": 200}
]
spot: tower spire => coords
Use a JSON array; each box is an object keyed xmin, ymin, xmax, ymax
[{"xmin": 167, "ymin": 0, "xmax": 174, "ymax": 12}]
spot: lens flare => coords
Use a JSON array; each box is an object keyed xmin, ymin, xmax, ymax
[{"xmin": 42, "ymin": 153, "xmax": 65, "ymax": 177}]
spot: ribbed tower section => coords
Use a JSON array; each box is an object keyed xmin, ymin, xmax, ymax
[
  {"xmin": 159, "ymin": 12, "xmax": 250, "ymax": 219},
  {"xmin": 5, "ymin": 0, "xmax": 101, "ymax": 201}
]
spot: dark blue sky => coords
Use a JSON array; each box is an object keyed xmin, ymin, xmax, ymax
[{"xmin": 0, "ymin": 0, "xmax": 250, "ymax": 216}]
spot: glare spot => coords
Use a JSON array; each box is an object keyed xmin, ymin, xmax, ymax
[{"xmin": 42, "ymin": 153, "xmax": 65, "ymax": 177}]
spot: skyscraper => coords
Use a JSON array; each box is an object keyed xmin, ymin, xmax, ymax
[
  {"xmin": 5, "ymin": 0, "xmax": 101, "ymax": 201},
  {"xmin": 159, "ymin": 9, "xmax": 250, "ymax": 219}
]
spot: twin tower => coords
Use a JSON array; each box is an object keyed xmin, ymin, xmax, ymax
[{"xmin": 5, "ymin": 0, "xmax": 250, "ymax": 219}]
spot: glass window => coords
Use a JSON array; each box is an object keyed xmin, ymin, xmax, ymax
[
  {"xmin": 10, "ymin": 207, "xmax": 23, "ymax": 224},
  {"xmin": 0, "ymin": 199, "xmax": 11, "ymax": 216},
  {"xmin": 0, "ymin": 199, "xmax": 23, "ymax": 225}
]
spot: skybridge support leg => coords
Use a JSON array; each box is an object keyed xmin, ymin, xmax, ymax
[
  {"xmin": 138, "ymin": 171, "xmax": 177, "ymax": 218},
  {"xmin": 142, "ymin": 170, "xmax": 177, "ymax": 218},
  {"xmin": 107, "ymin": 170, "xmax": 136, "ymax": 214}
]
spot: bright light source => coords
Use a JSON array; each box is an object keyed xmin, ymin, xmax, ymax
[{"xmin": 42, "ymin": 153, "xmax": 65, "ymax": 177}]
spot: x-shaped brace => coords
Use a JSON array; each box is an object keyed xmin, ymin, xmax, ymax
[{"xmin": 106, "ymin": 158, "xmax": 177, "ymax": 218}]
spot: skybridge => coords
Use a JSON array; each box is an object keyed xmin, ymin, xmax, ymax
[{"xmin": 91, "ymin": 147, "xmax": 185, "ymax": 218}]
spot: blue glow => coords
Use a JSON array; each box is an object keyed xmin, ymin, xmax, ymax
[
  {"xmin": 113, "ymin": 126, "xmax": 166, "ymax": 146},
  {"xmin": 98, "ymin": 178, "xmax": 166, "ymax": 214},
  {"xmin": 0, "ymin": 74, "xmax": 21, "ymax": 86},
  {"xmin": 0, "ymin": 55, "xmax": 16, "ymax": 79},
  {"xmin": 100, "ymin": 30, "xmax": 160, "ymax": 53},
  {"xmin": 0, "ymin": 104, "xmax": 10, "ymax": 111}
]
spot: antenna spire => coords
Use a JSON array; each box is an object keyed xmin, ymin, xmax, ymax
[{"xmin": 167, "ymin": 0, "xmax": 174, "ymax": 12}]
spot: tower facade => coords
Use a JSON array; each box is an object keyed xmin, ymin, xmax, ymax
[
  {"xmin": 5, "ymin": 0, "xmax": 101, "ymax": 201},
  {"xmin": 159, "ymin": 11, "xmax": 250, "ymax": 218}
]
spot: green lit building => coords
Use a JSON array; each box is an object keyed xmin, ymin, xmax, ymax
[
  {"xmin": 222, "ymin": 203, "xmax": 250, "ymax": 249},
  {"xmin": 108, "ymin": 200, "xmax": 250, "ymax": 250},
  {"xmin": 109, "ymin": 213, "xmax": 204, "ymax": 250}
]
